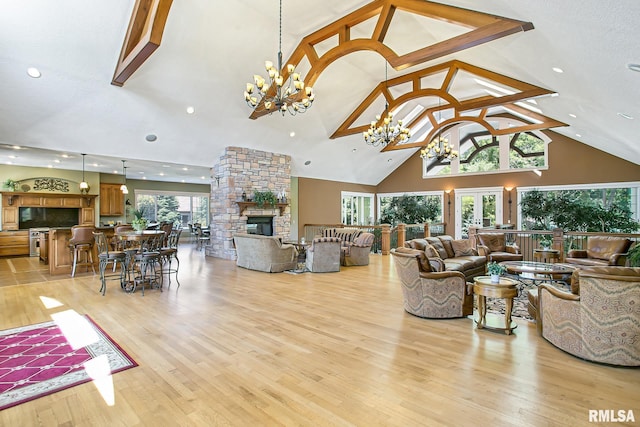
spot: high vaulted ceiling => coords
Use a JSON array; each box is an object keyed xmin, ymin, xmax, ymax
[{"xmin": 1, "ymin": 0, "xmax": 639, "ymax": 186}]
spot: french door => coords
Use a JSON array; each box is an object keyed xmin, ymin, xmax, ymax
[{"xmin": 454, "ymin": 188, "xmax": 503, "ymax": 239}]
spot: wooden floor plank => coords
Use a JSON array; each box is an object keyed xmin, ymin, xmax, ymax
[{"xmin": 0, "ymin": 244, "xmax": 638, "ymax": 426}]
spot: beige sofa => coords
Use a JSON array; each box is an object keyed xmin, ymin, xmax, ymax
[
  {"xmin": 233, "ymin": 233, "xmax": 298, "ymax": 272},
  {"xmin": 404, "ymin": 235, "xmax": 486, "ymax": 280}
]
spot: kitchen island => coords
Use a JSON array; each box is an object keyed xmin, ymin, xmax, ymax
[{"xmin": 48, "ymin": 227, "xmax": 116, "ymax": 275}]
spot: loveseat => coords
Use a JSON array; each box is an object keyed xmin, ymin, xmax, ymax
[
  {"xmin": 530, "ymin": 266, "xmax": 640, "ymax": 366},
  {"xmin": 233, "ymin": 233, "xmax": 298, "ymax": 272},
  {"xmin": 564, "ymin": 236, "xmax": 632, "ymax": 267},
  {"xmin": 391, "ymin": 248, "xmax": 474, "ymax": 318},
  {"xmin": 404, "ymin": 235, "xmax": 486, "ymax": 280}
]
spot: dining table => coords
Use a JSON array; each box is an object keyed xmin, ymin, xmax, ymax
[{"xmin": 115, "ymin": 230, "xmax": 166, "ymax": 293}]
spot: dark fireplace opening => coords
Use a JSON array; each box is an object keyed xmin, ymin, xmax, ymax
[
  {"xmin": 19, "ymin": 207, "xmax": 80, "ymax": 229},
  {"xmin": 246, "ymin": 216, "xmax": 274, "ymax": 236}
]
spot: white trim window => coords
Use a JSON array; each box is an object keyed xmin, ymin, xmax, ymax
[
  {"xmin": 341, "ymin": 191, "xmax": 374, "ymax": 225},
  {"xmin": 376, "ymin": 191, "xmax": 444, "ymax": 225},
  {"xmin": 134, "ymin": 189, "xmax": 210, "ymax": 228}
]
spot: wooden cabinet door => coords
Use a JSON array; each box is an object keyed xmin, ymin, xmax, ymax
[
  {"xmin": 81, "ymin": 207, "xmax": 95, "ymax": 225},
  {"xmin": 2, "ymin": 207, "xmax": 18, "ymax": 230},
  {"xmin": 100, "ymin": 184, "xmax": 124, "ymax": 216}
]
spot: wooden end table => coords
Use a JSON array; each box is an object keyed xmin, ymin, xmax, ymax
[
  {"xmin": 473, "ymin": 276, "xmax": 518, "ymax": 335},
  {"xmin": 533, "ymin": 248, "xmax": 560, "ymax": 263}
]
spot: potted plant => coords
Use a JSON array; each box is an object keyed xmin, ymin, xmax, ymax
[
  {"xmin": 2, "ymin": 179, "xmax": 18, "ymax": 191},
  {"xmin": 131, "ymin": 208, "xmax": 148, "ymax": 232},
  {"xmin": 253, "ymin": 190, "xmax": 278, "ymax": 208},
  {"xmin": 487, "ymin": 261, "xmax": 506, "ymax": 283},
  {"xmin": 538, "ymin": 235, "xmax": 552, "ymax": 250}
]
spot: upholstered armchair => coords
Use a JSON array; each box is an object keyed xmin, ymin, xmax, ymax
[
  {"xmin": 476, "ymin": 233, "xmax": 522, "ymax": 263},
  {"xmin": 233, "ymin": 233, "xmax": 298, "ymax": 273},
  {"xmin": 341, "ymin": 232, "xmax": 375, "ymax": 266},
  {"xmin": 565, "ymin": 236, "xmax": 632, "ymax": 267},
  {"xmin": 305, "ymin": 237, "xmax": 342, "ymax": 273},
  {"xmin": 536, "ymin": 266, "xmax": 640, "ymax": 366},
  {"xmin": 391, "ymin": 248, "xmax": 474, "ymax": 319}
]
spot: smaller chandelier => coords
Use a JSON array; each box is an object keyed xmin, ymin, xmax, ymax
[
  {"xmin": 244, "ymin": 0, "xmax": 314, "ymax": 116},
  {"xmin": 363, "ymin": 110, "xmax": 410, "ymax": 147},
  {"xmin": 79, "ymin": 153, "xmax": 89, "ymax": 194},
  {"xmin": 420, "ymin": 135, "xmax": 459, "ymax": 160}
]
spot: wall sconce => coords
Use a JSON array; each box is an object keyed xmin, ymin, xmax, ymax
[
  {"xmin": 445, "ymin": 189, "xmax": 452, "ymax": 221},
  {"xmin": 214, "ymin": 176, "xmax": 221, "ymax": 187},
  {"xmin": 505, "ymin": 186, "xmax": 514, "ymax": 223}
]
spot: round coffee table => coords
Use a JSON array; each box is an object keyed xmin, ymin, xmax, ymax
[
  {"xmin": 473, "ymin": 276, "xmax": 519, "ymax": 335},
  {"xmin": 500, "ymin": 261, "xmax": 574, "ymax": 286}
]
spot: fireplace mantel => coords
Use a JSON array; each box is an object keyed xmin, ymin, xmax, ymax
[{"xmin": 236, "ymin": 201, "xmax": 288, "ymax": 216}]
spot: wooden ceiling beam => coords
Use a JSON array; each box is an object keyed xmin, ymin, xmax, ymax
[
  {"xmin": 111, "ymin": 0, "xmax": 173, "ymax": 87},
  {"xmin": 248, "ymin": 0, "xmax": 533, "ymax": 119}
]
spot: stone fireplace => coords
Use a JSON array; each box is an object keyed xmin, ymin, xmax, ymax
[{"xmin": 207, "ymin": 147, "xmax": 291, "ymax": 260}]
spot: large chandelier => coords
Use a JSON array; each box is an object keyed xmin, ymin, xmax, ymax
[
  {"xmin": 244, "ymin": 0, "xmax": 314, "ymax": 116},
  {"xmin": 420, "ymin": 135, "xmax": 458, "ymax": 160},
  {"xmin": 419, "ymin": 99, "xmax": 458, "ymax": 160},
  {"xmin": 363, "ymin": 62, "xmax": 410, "ymax": 147}
]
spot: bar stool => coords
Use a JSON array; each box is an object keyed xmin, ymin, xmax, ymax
[{"xmin": 69, "ymin": 225, "xmax": 96, "ymax": 277}]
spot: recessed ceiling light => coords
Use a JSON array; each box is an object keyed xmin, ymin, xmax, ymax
[
  {"xmin": 352, "ymin": 148, "xmax": 357, "ymax": 153},
  {"xmin": 6, "ymin": 161, "xmax": 13, "ymax": 165},
  {"xmin": 27, "ymin": 67, "xmax": 41, "ymax": 78},
  {"xmin": 181, "ymin": 180, "xmax": 185, "ymax": 183},
  {"xmin": 48, "ymin": 165, "xmax": 53, "ymax": 168},
  {"xmin": 387, "ymin": 158, "xmax": 392, "ymax": 162},
  {"xmin": 61, "ymin": 154, "xmax": 69, "ymax": 158},
  {"xmin": 627, "ymin": 63, "xmax": 640, "ymax": 73},
  {"xmin": 12, "ymin": 145, "xmax": 21, "ymax": 150},
  {"xmin": 569, "ymin": 113, "xmax": 577, "ymax": 118},
  {"xmin": 304, "ymin": 160, "xmax": 311, "ymax": 166},
  {"xmin": 113, "ymin": 170, "xmax": 118, "ymax": 174},
  {"xmin": 182, "ymin": 167, "xmax": 189, "ymax": 171},
  {"xmin": 576, "ymin": 134, "xmax": 582, "ymax": 138},
  {"xmin": 552, "ymin": 67, "xmax": 563, "ymax": 73},
  {"xmin": 92, "ymin": 163, "xmax": 99, "ymax": 167},
  {"xmin": 145, "ymin": 134, "xmax": 158, "ymax": 142},
  {"xmin": 617, "ymin": 112, "xmax": 634, "ymax": 120},
  {"xmin": 159, "ymin": 173, "xmax": 165, "ymax": 176},
  {"xmin": 186, "ymin": 106, "xmax": 195, "ymax": 114},
  {"xmin": 289, "ymin": 131, "xmax": 296, "ymax": 137},
  {"xmin": 54, "ymin": 159, "xmax": 60, "ymax": 163},
  {"xmin": 139, "ymin": 171, "xmax": 144, "ymax": 174},
  {"xmin": 142, "ymin": 177, "xmax": 147, "ymax": 180},
  {"xmin": 8, "ymin": 155, "xmax": 17, "ymax": 159},
  {"xmin": 200, "ymin": 176, "xmax": 206, "ymax": 180}
]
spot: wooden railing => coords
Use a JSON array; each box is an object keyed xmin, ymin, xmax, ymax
[
  {"xmin": 303, "ymin": 223, "xmax": 447, "ymax": 255},
  {"xmin": 303, "ymin": 224, "xmax": 639, "ymax": 260}
]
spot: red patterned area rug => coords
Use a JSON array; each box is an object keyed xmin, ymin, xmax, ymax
[{"xmin": 0, "ymin": 314, "xmax": 137, "ymax": 411}]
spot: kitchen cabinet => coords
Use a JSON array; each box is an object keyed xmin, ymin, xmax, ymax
[
  {"xmin": 100, "ymin": 183, "xmax": 124, "ymax": 216},
  {"xmin": 0, "ymin": 230, "xmax": 29, "ymax": 256}
]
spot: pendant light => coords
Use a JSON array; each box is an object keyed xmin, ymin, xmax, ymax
[
  {"xmin": 120, "ymin": 160, "xmax": 129, "ymax": 194},
  {"xmin": 79, "ymin": 153, "xmax": 89, "ymax": 194}
]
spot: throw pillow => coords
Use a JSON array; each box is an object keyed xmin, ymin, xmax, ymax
[
  {"xmin": 451, "ymin": 239, "xmax": 477, "ymax": 257},
  {"xmin": 424, "ymin": 244, "xmax": 441, "ymax": 259}
]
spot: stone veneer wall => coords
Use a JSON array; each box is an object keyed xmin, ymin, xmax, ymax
[{"xmin": 207, "ymin": 147, "xmax": 291, "ymax": 260}]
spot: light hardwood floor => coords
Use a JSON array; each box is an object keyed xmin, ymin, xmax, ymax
[{"xmin": 0, "ymin": 246, "xmax": 638, "ymax": 426}]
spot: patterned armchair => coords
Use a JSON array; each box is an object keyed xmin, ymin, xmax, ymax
[
  {"xmin": 305, "ymin": 237, "xmax": 342, "ymax": 273},
  {"xmin": 537, "ymin": 266, "xmax": 640, "ymax": 366},
  {"xmin": 341, "ymin": 232, "xmax": 374, "ymax": 266},
  {"xmin": 391, "ymin": 248, "xmax": 474, "ymax": 319}
]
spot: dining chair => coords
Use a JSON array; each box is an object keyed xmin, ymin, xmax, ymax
[
  {"xmin": 132, "ymin": 232, "xmax": 164, "ymax": 295},
  {"xmin": 161, "ymin": 228, "xmax": 182, "ymax": 288},
  {"xmin": 93, "ymin": 232, "xmax": 127, "ymax": 296}
]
